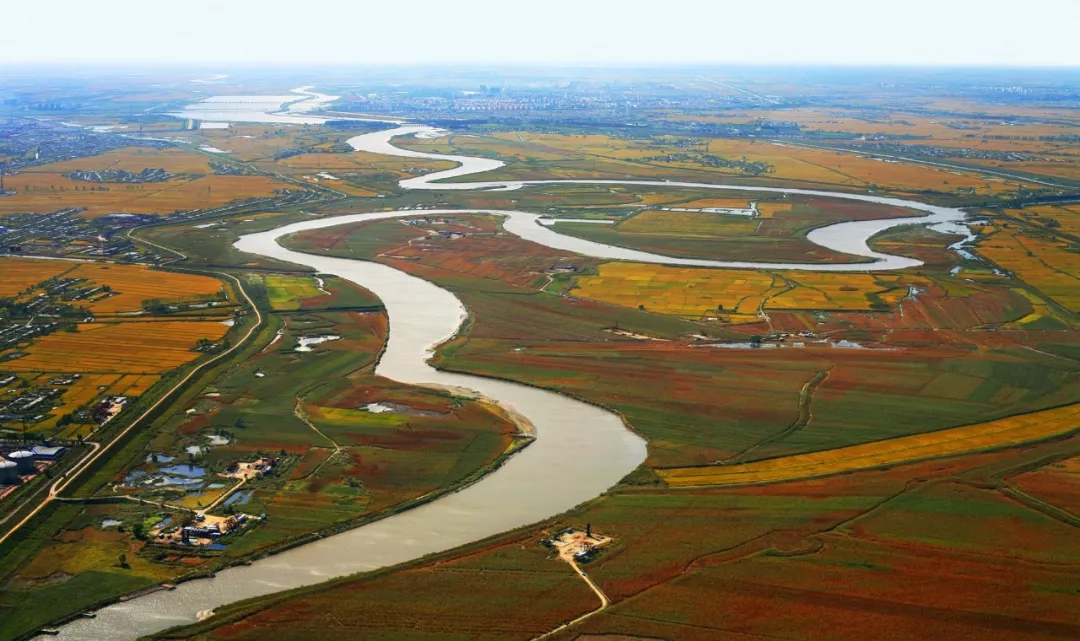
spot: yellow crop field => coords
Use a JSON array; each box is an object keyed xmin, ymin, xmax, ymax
[
  {"xmin": 0, "ymin": 173, "xmax": 292, "ymax": 217},
  {"xmin": 573, "ymin": 262, "xmax": 783, "ymax": 322},
  {"xmin": 573, "ymin": 263, "xmax": 919, "ymax": 320},
  {"xmin": 768, "ymin": 273, "xmax": 914, "ymax": 311},
  {"xmin": 976, "ymin": 225, "xmax": 1080, "ymax": 312},
  {"xmin": 265, "ymin": 274, "xmax": 324, "ymax": 311},
  {"xmin": 658, "ymin": 402, "xmax": 1080, "ymax": 487},
  {"xmin": 0, "ymin": 257, "xmax": 75, "ymax": 296},
  {"xmin": 67, "ymin": 263, "xmax": 228, "ymax": 314},
  {"xmin": 618, "ymin": 210, "xmax": 757, "ymax": 237},
  {"xmin": 111, "ymin": 373, "xmax": 161, "ymax": 396},
  {"xmin": 24, "ymin": 373, "xmax": 119, "ymax": 434},
  {"xmin": 671, "ymin": 198, "xmax": 753, "ymax": 209},
  {"xmin": 36, "ymin": 147, "xmax": 214, "ymax": 174},
  {"xmin": 1016, "ymin": 205, "xmax": 1080, "ymax": 236},
  {"xmin": 757, "ymin": 203, "xmax": 792, "ymax": 218},
  {"xmin": 15, "ymin": 372, "xmax": 162, "ymax": 437},
  {"xmin": 1005, "ymin": 288, "xmax": 1072, "ymax": 328},
  {"xmin": 4, "ymin": 320, "xmax": 228, "ymax": 373}
]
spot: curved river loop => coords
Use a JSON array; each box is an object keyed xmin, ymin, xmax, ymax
[{"xmin": 47, "ymin": 120, "xmax": 969, "ymax": 640}]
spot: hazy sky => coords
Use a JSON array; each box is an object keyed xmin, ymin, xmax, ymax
[{"xmin": 6, "ymin": 0, "xmax": 1080, "ymax": 67}]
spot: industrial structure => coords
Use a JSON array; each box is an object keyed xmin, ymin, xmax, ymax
[{"xmin": 0, "ymin": 457, "xmax": 20, "ymax": 485}]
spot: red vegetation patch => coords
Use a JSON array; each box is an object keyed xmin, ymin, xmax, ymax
[
  {"xmin": 1010, "ymin": 455, "xmax": 1080, "ymax": 517},
  {"xmin": 178, "ymin": 414, "xmax": 212, "ymax": 436}
]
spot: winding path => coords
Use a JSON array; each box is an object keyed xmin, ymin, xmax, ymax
[{"xmin": 44, "ymin": 121, "xmax": 972, "ymax": 640}]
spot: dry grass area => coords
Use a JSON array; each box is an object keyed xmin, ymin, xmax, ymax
[
  {"xmin": 656, "ymin": 106, "xmax": 1080, "ymax": 184},
  {"xmin": 175, "ymin": 123, "xmax": 326, "ymax": 162},
  {"xmin": 659, "ymin": 402, "xmax": 1080, "ymax": 487},
  {"xmin": 501, "ymin": 132, "xmax": 1026, "ymax": 193},
  {"xmin": 36, "ymin": 146, "xmax": 214, "ymax": 174},
  {"xmin": 712, "ymin": 139, "xmax": 1016, "ymax": 193},
  {"xmin": 261, "ymin": 150, "xmax": 455, "ymax": 197},
  {"xmin": 399, "ymin": 128, "xmax": 1033, "ymax": 195},
  {"xmin": 572, "ymin": 263, "xmax": 921, "ymax": 321}
]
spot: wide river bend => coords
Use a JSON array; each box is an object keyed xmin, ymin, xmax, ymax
[{"xmin": 47, "ymin": 123, "xmax": 969, "ymax": 640}]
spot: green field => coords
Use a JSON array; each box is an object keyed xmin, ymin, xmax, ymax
[
  {"xmin": 0, "ymin": 302, "xmax": 516, "ymax": 640},
  {"xmin": 552, "ymin": 197, "xmax": 911, "ymax": 263},
  {"xmin": 265, "ymin": 274, "xmax": 325, "ymax": 310}
]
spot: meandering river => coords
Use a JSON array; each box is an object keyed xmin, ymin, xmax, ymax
[{"xmin": 46, "ymin": 118, "xmax": 969, "ymax": 640}]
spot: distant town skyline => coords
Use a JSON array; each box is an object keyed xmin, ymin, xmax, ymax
[{"xmin": 5, "ymin": 0, "xmax": 1080, "ymax": 68}]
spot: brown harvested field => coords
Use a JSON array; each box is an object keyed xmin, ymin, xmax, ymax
[
  {"xmin": 4, "ymin": 320, "xmax": 228, "ymax": 373},
  {"xmin": 0, "ymin": 257, "xmax": 74, "ymax": 296},
  {"xmin": 658, "ymin": 402, "xmax": 1080, "ymax": 487}
]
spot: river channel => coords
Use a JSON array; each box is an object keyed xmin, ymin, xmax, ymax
[{"xmin": 46, "ymin": 118, "xmax": 969, "ymax": 640}]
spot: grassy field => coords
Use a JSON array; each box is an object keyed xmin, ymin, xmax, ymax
[
  {"xmin": 0, "ymin": 299, "xmax": 517, "ymax": 640},
  {"xmin": 265, "ymin": 274, "xmax": 326, "ymax": 310},
  {"xmin": 159, "ymin": 430, "xmax": 1080, "ymax": 641},
  {"xmin": 265, "ymin": 274, "xmax": 381, "ymax": 312},
  {"xmin": 282, "ymin": 216, "xmax": 1080, "ymax": 471},
  {"xmin": 658, "ymin": 401, "xmax": 1080, "ymax": 487}
]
